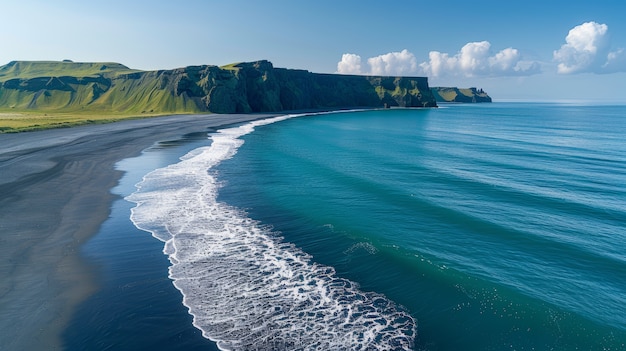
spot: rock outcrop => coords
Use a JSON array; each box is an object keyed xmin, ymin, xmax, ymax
[
  {"xmin": 431, "ymin": 87, "xmax": 492, "ymax": 103},
  {"xmin": 0, "ymin": 60, "xmax": 437, "ymax": 115}
]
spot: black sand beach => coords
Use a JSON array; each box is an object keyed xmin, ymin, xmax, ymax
[{"xmin": 0, "ymin": 114, "xmax": 274, "ymax": 351}]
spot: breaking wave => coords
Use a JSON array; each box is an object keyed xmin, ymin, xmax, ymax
[{"xmin": 126, "ymin": 115, "xmax": 416, "ymax": 350}]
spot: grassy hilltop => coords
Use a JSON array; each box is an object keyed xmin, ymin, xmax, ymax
[
  {"xmin": 0, "ymin": 60, "xmax": 437, "ymax": 132},
  {"xmin": 0, "ymin": 60, "xmax": 138, "ymax": 80}
]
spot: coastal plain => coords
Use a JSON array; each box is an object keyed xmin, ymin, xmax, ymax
[{"xmin": 0, "ymin": 113, "xmax": 274, "ymax": 350}]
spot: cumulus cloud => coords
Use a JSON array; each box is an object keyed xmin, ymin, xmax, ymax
[
  {"xmin": 553, "ymin": 21, "xmax": 626, "ymax": 74},
  {"xmin": 337, "ymin": 50, "xmax": 418, "ymax": 75},
  {"xmin": 336, "ymin": 53, "xmax": 363, "ymax": 74},
  {"xmin": 367, "ymin": 49, "xmax": 418, "ymax": 76},
  {"xmin": 337, "ymin": 43, "xmax": 539, "ymax": 78},
  {"xmin": 420, "ymin": 41, "xmax": 540, "ymax": 78}
]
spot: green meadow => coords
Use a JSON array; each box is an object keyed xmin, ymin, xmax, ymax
[{"xmin": 0, "ymin": 61, "xmax": 202, "ymax": 132}]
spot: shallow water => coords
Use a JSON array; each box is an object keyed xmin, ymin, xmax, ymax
[{"xmin": 64, "ymin": 132, "xmax": 217, "ymax": 350}]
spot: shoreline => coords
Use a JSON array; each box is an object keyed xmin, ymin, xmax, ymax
[{"xmin": 0, "ymin": 113, "xmax": 277, "ymax": 350}]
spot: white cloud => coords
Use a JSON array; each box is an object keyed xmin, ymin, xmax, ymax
[
  {"xmin": 489, "ymin": 48, "xmax": 521, "ymax": 72},
  {"xmin": 459, "ymin": 41, "xmax": 491, "ymax": 74},
  {"xmin": 367, "ymin": 49, "xmax": 418, "ymax": 76},
  {"xmin": 337, "ymin": 43, "xmax": 539, "ymax": 78},
  {"xmin": 420, "ymin": 41, "xmax": 540, "ymax": 78},
  {"xmin": 336, "ymin": 53, "xmax": 363, "ymax": 74},
  {"xmin": 604, "ymin": 48, "xmax": 626, "ymax": 73},
  {"xmin": 553, "ymin": 21, "xmax": 626, "ymax": 74}
]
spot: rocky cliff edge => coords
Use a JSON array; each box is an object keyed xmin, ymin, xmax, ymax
[{"xmin": 0, "ymin": 60, "xmax": 438, "ymax": 115}]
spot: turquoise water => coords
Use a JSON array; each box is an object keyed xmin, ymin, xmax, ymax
[
  {"xmin": 88, "ymin": 103, "xmax": 625, "ymax": 350},
  {"xmin": 213, "ymin": 104, "xmax": 626, "ymax": 350}
]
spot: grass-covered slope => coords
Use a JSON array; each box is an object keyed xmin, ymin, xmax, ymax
[
  {"xmin": 0, "ymin": 60, "xmax": 437, "ymax": 132},
  {"xmin": 431, "ymin": 87, "xmax": 492, "ymax": 103},
  {"xmin": 0, "ymin": 61, "xmax": 197, "ymax": 115},
  {"xmin": 0, "ymin": 60, "xmax": 136, "ymax": 80}
]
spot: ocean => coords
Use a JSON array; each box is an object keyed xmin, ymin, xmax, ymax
[{"xmin": 66, "ymin": 103, "xmax": 626, "ymax": 350}]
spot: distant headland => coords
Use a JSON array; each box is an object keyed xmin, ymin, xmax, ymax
[
  {"xmin": 0, "ymin": 60, "xmax": 490, "ymax": 132},
  {"xmin": 431, "ymin": 86, "xmax": 492, "ymax": 103}
]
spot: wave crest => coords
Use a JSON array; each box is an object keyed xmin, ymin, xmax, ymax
[{"xmin": 127, "ymin": 116, "xmax": 416, "ymax": 350}]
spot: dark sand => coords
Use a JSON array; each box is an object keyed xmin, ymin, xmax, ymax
[{"xmin": 0, "ymin": 114, "xmax": 275, "ymax": 351}]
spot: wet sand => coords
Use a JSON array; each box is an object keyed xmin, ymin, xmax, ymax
[{"xmin": 0, "ymin": 114, "xmax": 275, "ymax": 351}]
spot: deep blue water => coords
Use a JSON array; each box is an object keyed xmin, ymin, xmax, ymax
[{"xmin": 67, "ymin": 103, "xmax": 626, "ymax": 350}]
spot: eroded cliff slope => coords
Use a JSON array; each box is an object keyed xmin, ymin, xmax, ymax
[
  {"xmin": 0, "ymin": 60, "xmax": 437, "ymax": 115},
  {"xmin": 431, "ymin": 86, "xmax": 492, "ymax": 103}
]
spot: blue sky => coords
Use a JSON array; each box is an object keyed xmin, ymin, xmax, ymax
[{"xmin": 3, "ymin": 0, "xmax": 626, "ymax": 101}]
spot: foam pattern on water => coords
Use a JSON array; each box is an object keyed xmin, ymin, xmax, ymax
[{"xmin": 127, "ymin": 115, "xmax": 416, "ymax": 351}]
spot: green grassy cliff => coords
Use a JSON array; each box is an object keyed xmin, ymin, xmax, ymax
[
  {"xmin": 0, "ymin": 60, "xmax": 138, "ymax": 80},
  {"xmin": 0, "ymin": 60, "xmax": 437, "ymax": 122},
  {"xmin": 431, "ymin": 86, "xmax": 492, "ymax": 103}
]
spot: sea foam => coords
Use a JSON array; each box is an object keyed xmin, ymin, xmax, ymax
[{"xmin": 126, "ymin": 114, "xmax": 416, "ymax": 350}]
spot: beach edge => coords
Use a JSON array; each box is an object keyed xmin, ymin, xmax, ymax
[{"xmin": 0, "ymin": 113, "xmax": 277, "ymax": 350}]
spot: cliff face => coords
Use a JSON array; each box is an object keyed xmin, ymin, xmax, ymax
[
  {"xmin": 0, "ymin": 60, "xmax": 437, "ymax": 114},
  {"xmin": 431, "ymin": 87, "xmax": 492, "ymax": 103}
]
